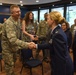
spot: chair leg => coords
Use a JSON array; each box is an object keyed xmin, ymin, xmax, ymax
[
  {"xmin": 42, "ymin": 64, "xmax": 44, "ymax": 75},
  {"xmin": 0, "ymin": 60, "xmax": 2, "ymax": 72},
  {"xmin": 20, "ymin": 65, "xmax": 24, "ymax": 75},
  {"xmin": 30, "ymin": 68, "xmax": 32, "ymax": 75}
]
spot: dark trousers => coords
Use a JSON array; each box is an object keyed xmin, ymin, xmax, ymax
[{"xmin": 72, "ymin": 39, "xmax": 76, "ymax": 72}]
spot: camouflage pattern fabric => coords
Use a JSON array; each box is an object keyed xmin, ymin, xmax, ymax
[
  {"xmin": 0, "ymin": 23, "xmax": 3, "ymax": 53},
  {"xmin": 1, "ymin": 16, "xmax": 29, "ymax": 75},
  {"xmin": 22, "ymin": 23, "xmax": 36, "ymax": 42},
  {"xmin": 36, "ymin": 20, "xmax": 49, "ymax": 58},
  {"xmin": 0, "ymin": 23, "xmax": 3, "ymax": 40},
  {"xmin": 36, "ymin": 20, "xmax": 48, "ymax": 39}
]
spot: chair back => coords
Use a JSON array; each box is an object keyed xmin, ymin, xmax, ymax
[
  {"xmin": 21, "ymin": 49, "xmax": 33, "ymax": 61},
  {"xmin": 20, "ymin": 49, "xmax": 44, "ymax": 75}
]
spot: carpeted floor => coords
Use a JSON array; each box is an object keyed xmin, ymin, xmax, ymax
[{"xmin": 0, "ymin": 50, "xmax": 76, "ymax": 75}]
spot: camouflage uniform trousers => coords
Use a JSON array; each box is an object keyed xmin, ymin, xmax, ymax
[{"xmin": 2, "ymin": 52, "xmax": 17, "ymax": 75}]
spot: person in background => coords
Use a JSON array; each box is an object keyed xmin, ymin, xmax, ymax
[
  {"xmin": 61, "ymin": 21, "xmax": 72, "ymax": 52},
  {"xmin": 1, "ymin": 5, "xmax": 34, "ymax": 75},
  {"xmin": 0, "ymin": 23, "xmax": 3, "ymax": 55},
  {"xmin": 34, "ymin": 20, "xmax": 39, "ymax": 35},
  {"xmin": 30, "ymin": 11, "xmax": 74, "ymax": 75},
  {"xmin": 70, "ymin": 19, "xmax": 76, "ymax": 37},
  {"xmin": 3, "ymin": 18, "xmax": 7, "ymax": 22},
  {"xmin": 70, "ymin": 19, "xmax": 76, "ymax": 72},
  {"xmin": 22, "ymin": 11, "xmax": 36, "ymax": 42},
  {"xmin": 36, "ymin": 13, "xmax": 49, "ymax": 61},
  {"xmin": 0, "ymin": 19, "xmax": 5, "ymax": 70}
]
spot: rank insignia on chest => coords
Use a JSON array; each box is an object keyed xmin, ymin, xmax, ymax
[
  {"xmin": 55, "ymin": 31, "xmax": 58, "ymax": 33},
  {"xmin": 49, "ymin": 39, "xmax": 52, "ymax": 44}
]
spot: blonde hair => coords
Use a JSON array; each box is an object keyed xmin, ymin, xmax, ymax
[
  {"xmin": 49, "ymin": 11, "xmax": 65, "ymax": 24},
  {"xmin": 10, "ymin": 4, "xmax": 19, "ymax": 13}
]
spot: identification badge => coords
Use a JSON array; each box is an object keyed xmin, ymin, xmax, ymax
[{"xmin": 49, "ymin": 39, "xmax": 52, "ymax": 44}]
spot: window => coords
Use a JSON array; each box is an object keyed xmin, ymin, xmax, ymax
[
  {"xmin": 51, "ymin": 7, "xmax": 64, "ymax": 17},
  {"xmin": 66, "ymin": 6, "xmax": 76, "ymax": 26},
  {"xmin": 39, "ymin": 9, "xmax": 49, "ymax": 22},
  {"xmin": 32, "ymin": 10, "xmax": 38, "ymax": 22}
]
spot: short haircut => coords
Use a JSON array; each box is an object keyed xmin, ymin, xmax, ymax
[
  {"xmin": 44, "ymin": 13, "xmax": 48, "ymax": 17},
  {"xmin": 10, "ymin": 4, "xmax": 19, "ymax": 13}
]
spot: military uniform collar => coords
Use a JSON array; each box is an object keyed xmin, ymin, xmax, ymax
[
  {"xmin": 9, "ymin": 16, "xmax": 19, "ymax": 25},
  {"xmin": 51, "ymin": 25, "xmax": 60, "ymax": 34},
  {"xmin": 51, "ymin": 26, "xmax": 58, "ymax": 33}
]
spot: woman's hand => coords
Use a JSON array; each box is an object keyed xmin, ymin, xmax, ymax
[
  {"xmin": 34, "ymin": 36, "xmax": 38, "ymax": 41},
  {"xmin": 30, "ymin": 34, "xmax": 35, "ymax": 40}
]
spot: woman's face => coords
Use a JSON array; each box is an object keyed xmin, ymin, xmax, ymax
[
  {"xmin": 61, "ymin": 23, "xmax": 67, "ymax": 31},
  {"xmin": 29, "ymin": 13, "xmax": 33, "ymax": 20},
  {"xmin": 47, "ymin": 15, "xmax": 54, "ymax": 27}
]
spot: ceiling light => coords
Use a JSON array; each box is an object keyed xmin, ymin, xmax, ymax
[
  {"xmin": 21, "ymin": 4, "xmax": 23, "ymax": 6},
  {"xmin": 20, "ymin": 1, "xmax": 23, "ymax": 3},
  {"xmin": 36, "ymin": 0, "xmax": 39, "ymax": 2},
  {"xmin": 52, "ymin": 5, "xmax": 54, "ymax": 6},
  {"xmin": 39, "ymin": 7, "xmax": 40, "ymax": 9},
  {"xmin": 70, "ymin": 2, "xmax": 72, "ymax": 4},
  {"xmin": 0, "ymin": 3, "xmax": 2, "ymax": 5}
]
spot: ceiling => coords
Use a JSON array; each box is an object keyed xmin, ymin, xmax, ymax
[{"xmin": 0, "ymin": 0, "xmax": 60, "ymax": 5}]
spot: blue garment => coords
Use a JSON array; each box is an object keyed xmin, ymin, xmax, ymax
[
  {"xmin": 38, "ymin": 26, "xmax": 73, "ymax": 75},
  {"xmin": 64, "ymin": 28, "xmax": 72, "ymax": 51},
  {"xmin": 72, "ymin": 31, "xmax": 76, "ymax": 72}
]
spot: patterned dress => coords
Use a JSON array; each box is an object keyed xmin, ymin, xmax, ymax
[{"xmin": 22, "ymin": 23, "xmax": 35, "ymax": 42}]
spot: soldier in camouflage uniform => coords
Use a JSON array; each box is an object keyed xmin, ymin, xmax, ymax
[
  {"xmin": 0, "ymin": 23, "xmax": 3, "ymax": 54},
  {"xmin": 36, "ymin": 13, "xmax": 49, "ymax": 60},
  {"xmin": 0, "ymin": 23, "xmax": 3, "ymax": 39},
  {"xmin": 71, "ymin": 19, "xmax": 76, "ymax": 72},
  {"xmin": 1, "ymin": 5, "xmax": 33, "ymax": 75}
]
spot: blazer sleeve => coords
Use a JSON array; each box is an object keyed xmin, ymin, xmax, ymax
[
  {"xmin": 53, "ymin": 33, "xmax": 68, "ymax": 58},
  {"xmin": 38, "ymin": 42, "xmax": 52, "ymax": 50}
]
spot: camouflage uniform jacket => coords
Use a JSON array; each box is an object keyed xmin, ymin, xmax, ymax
[
  {"xmin": 2, "ymin": 16, "xmax": 28, "ymax": 54},
  {"xmin": 0, "ymin": 23, "xmax": 3, "ymax": 40},
  {"xmin": 36, "ymin": 20, "xmax": 48, "ymax": 40},
  {"xmin": 70, "ymin": 24, "xmax": 76, "ymax": 34}
]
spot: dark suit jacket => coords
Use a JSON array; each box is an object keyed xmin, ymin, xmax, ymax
[{"xmin": 38, "ymin": 26, "xmax": 73, "ymax": 75}]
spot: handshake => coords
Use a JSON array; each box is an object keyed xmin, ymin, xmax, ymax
[{"xmin": 28, "ymin": 42, "xmax": 36, "ymax": 49}]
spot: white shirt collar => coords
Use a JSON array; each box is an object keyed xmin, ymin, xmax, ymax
[{"xmin": 51, "ymin": 25, "xmax": 58, "ymax": 34}]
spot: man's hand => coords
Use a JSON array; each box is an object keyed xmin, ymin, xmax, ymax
[{"xmin": 28, "ymin": 42, "xmax": 36, "ymax": 49}]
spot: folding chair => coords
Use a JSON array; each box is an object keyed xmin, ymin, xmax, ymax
[{"xmin": 20, "ymin": 49, "xmax": 43, "ymax": 75}]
